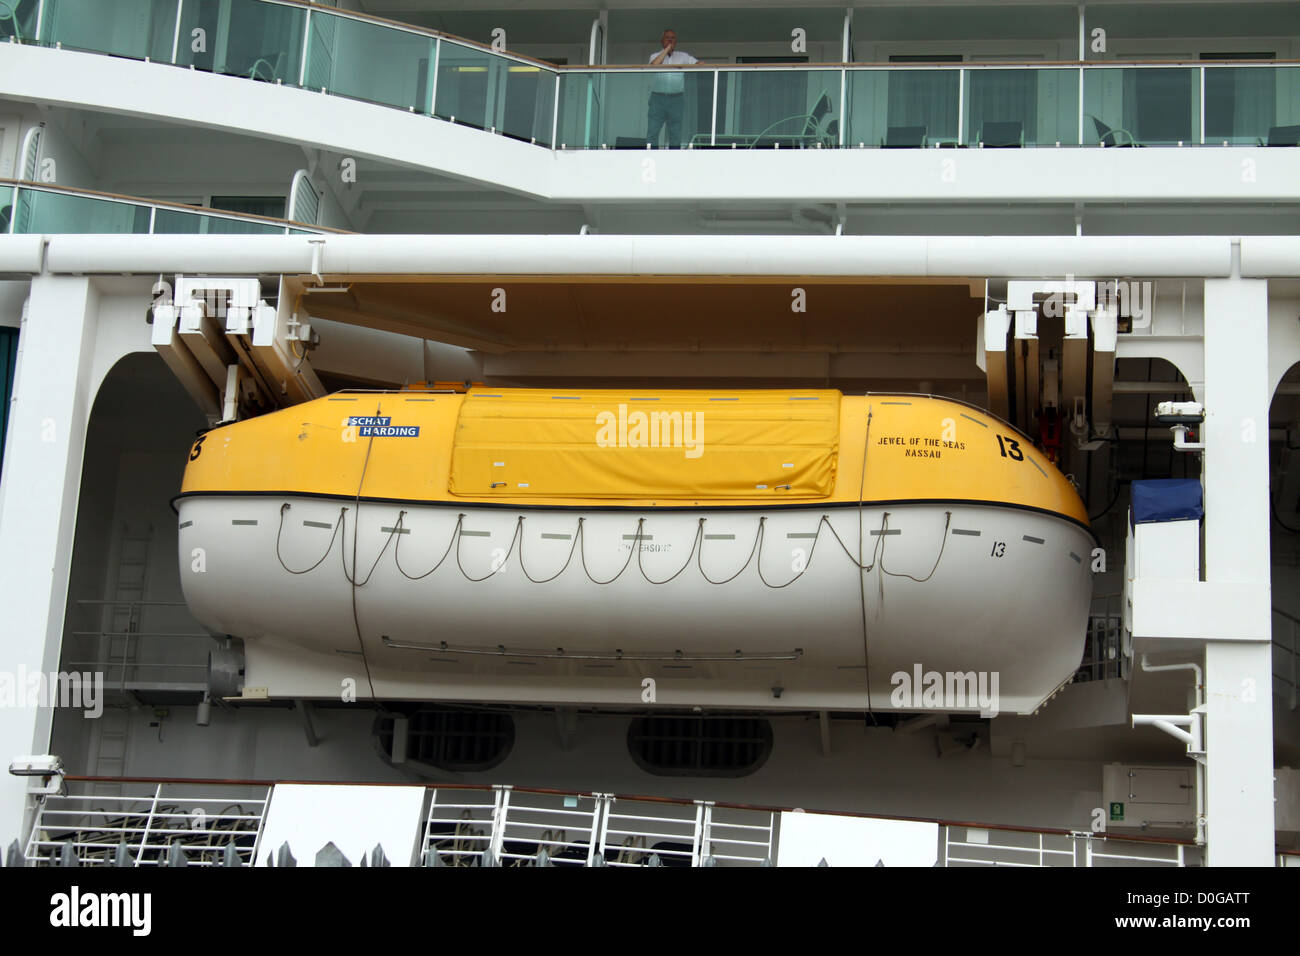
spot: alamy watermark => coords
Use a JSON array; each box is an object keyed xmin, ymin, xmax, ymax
[
  {"xmin": 0, "ymin": 667, "xmax": 104, "ymax": 718},
  {"xmin": 890, "ymin": 664, "xmax": 1000, "ymax": 718},
  {"xmin": 595, "ymin": 404, "xmax": 704, "ymax": 459},
  {"xmin": 1039, "ymin": 279, "xmax": 1153, "ymax": 329},
  {"xmin": 50, "ymin": 886, "xmax": 151, "ymax": 936}
]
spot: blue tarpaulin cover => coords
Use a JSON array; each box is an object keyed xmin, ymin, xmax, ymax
[{"xmin": 1131, "ymin": 479, "xmax": 1203, "ymax": 524}]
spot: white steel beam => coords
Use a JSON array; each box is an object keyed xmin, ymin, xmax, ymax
[
  {"xmin": 1200, "ymin": 274, "xmax": 1274, "ymax": 865},
  {"xmin": 0, "ymin": 277, "xmax": 98, "ymax": 849}
]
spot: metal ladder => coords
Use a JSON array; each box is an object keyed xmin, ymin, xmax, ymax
[
  {"xmin": 88, "ymin": 523, "xmax": 154, "ymax": 792},
  {"xmin": 101, "ymin": 523, "xmax": 153, "ymax": 693}
]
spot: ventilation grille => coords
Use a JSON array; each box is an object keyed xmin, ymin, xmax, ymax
[
  {"xmin": 382, "ymin": 708, "xmax": 514, "ymax": 771},
  {"xmin": 627, "ymin": 716, "xmax": 773, "ymax": 777},
  {"xmin": 21, "ymin": 127, "xmax": 41, "ymax": 180},
  {"xmin": 289, "ymin": 171, "xmax": 320, "ymax": 225}
]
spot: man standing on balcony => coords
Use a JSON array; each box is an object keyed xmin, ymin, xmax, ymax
[{"xmin": 647, "ymin": 30, "xmax": 698, "ymax": 148}]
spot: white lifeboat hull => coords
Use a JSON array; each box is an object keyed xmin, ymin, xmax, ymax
[{"xmin": 178, "ymin": 495, "xmax": 1093, "ymax": 715}]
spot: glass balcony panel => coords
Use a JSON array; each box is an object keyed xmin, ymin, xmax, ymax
[
  {"xmin": 556, "ymin": 70, "xmax": 711, "ymax": 149},
  {"xmin": 847, "ymin": 69, "xmax": 960, "ymax": 147},
  {"xmin": 711, "ymin": 70, "xmax": 843, "ymax": 149},
  {"xmin": 1204, "ymin": 66, "xmax": 1300, "ymax": 145},
  {"xmin": 0, "ymin": 0, "xmax": 40, "ymax": 43},
  {"xmin": 0, "ymin": 185, "xmax": 12, "ymax": 232},
  {"xmin": 963, "ymin": 68, "xmax": 1080, "ymax": 147},
  {"xmin": 305, "ymin": 12, "xmax": 433, "ymax": 111},
  {"xmin": 1083, "ymin": 67, "xmax": 1200, "ymax": 146},
  {"xmin": 435, "ymin": 41, "xmax": 556, "ymax": 145},
  {"xmin": 177, "ymin": 0, "xmax": 304, "ymax": 84},
  {"xmin": 40, "ymin": 0, "xmax": 176, "ymax": 61},
  {"xmin": 153, "ymin": 208, "xmax": 286, "ymax": 234},
  {"xmin": 18, "ymin": 189, "xmax": 151, "ymax": 233},
  {"xmin": 497, "ymin": 63, "xmax": 557, "ymax": 146}
]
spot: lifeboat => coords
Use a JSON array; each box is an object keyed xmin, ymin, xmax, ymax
[{"xmin": 176, "ymin": 387, "xmax": 1093, "ymax": 715}]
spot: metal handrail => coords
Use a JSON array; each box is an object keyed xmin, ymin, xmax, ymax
[
  {"xmin": 55, "ymin": 774, "xmax": 1202, "ymax": 849},
  {"xmin": 29, "ymin": 776, "xmax": 1240, "ymax": 867},
  {"xmin": 0, "ymin": 179, "xmax": 344, "ymax": 235}
]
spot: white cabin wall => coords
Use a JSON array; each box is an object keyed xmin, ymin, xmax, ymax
[
  {"xmin": 313, "ymin": 175, "xmax": 354, "ymax": 231},
  {"xmin": 102, "ymin": 137, "xmax": 306, "ymax": 209}
]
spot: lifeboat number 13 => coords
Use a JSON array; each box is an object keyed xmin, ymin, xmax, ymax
[{"xmin": 996, "ymin": 434, "xmax": 1024, "ymax": 461}]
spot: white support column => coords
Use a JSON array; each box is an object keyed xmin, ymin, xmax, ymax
[
  {"xmin": 1202, "ymin": 274, "xmax": 1275, "ymax": 865},
  {"xmin": 0, "ymin": 276, "xmax": 99, "ymax": 848}
]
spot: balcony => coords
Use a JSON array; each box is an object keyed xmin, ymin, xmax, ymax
[
  {"xmin": 6, "ymin": 0, "xmax": 1299, "ymax": 153},
  {"xmin": 0, "ymin": 180, "xmax": 339, "ymax": 235}
]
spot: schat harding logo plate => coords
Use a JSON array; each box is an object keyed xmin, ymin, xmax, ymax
[{"xmin": 347, "ymin": 416, "xmax": 419, "ymax": 437}]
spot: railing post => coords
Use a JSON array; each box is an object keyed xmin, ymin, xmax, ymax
[
  {"xmin": 136, "ymin": 783, "xmax": 163, "ymax": 865},
  {"xmin": 7, "ymin": 185, "xmax": 17, "ymax": 233},
  {"xmin": 171, "ymin": 0, "xmax": 183, "ymax": 64},
  {"xmin": 838, "ymin": 68, "xmax": 847, "ymax": 147},
  {"xmin": 247, "ymin": 785, "xmax": 272, "ymax": 866},
  {"xmin": 298, "ymin": 8, "xmax": 312, "ymax": 88},
  {"xmin": 710, "ymin": 70, "xmax": 718, "ymax": 146},
  {"xmin": 488, "ymin": 786, "xmax": 510, "ymax": 863},
  {"xmin": 428, "ymin": 37, "xmax": 440, "ymax": 117},
  {"xmin": 1198, "ymin": 65, "xmax": 1206, "ymax": 145},
  {"xmin": 1077, "ymin": 66, "xmax": 1085, "ymax": 145},
  {"xmin": 484, "ymin": 49, "xmax": 500, "ymax": 133},
  {"xmin": 550, "ymin": 69, "xmax": 560, "ymax": 149},
  {"xmin": 590, "ymin": 793, "xmax": 613, "ymax": 865},
  {"xmin": 34, "ymin": 0, "xmax": 45, "ymax": 43},
  {"xmin": 690, "ymin": 801, "xmax": 705, "ymax": 866},
  {"xmin": 956, "ymin": 67, "xmax": 965, "ymax": 145},
  {"xmin": 148, "ymin": 205, "xmax": 157, "ymax": 235},
  {"xmin": 23, "ymin": 794, "xmax": 45, "ymax": 862}
]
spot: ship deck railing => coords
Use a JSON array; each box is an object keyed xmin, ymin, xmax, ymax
[
  {"xmin": 10, "ymin": 775, "xmax": 1272, "ymax": 867},
  {"xmin": 5, "ymin": 0, "xmax": 1300, "ymax": 152},
  {"xmin": 1, "ymin": 179, "xmax": 344, "ymax": 238}
]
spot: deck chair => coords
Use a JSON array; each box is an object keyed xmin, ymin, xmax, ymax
[
  {"xmin": 247, "ymin": 51, "xmax": 288, "ymax": 83},
  {"xmin": 0, "ymin": 1, "xmax": 22, "ymax": 43},
  {"xmin": 1090, "ymin": 115, "xmax": 1138, "ymax": 147},
  {"xmin": 1265, "ymin": 124, "xmax": 1300, "ymax": 146},
  {"xmin": 977, "ymin": 120, "xmax": 1024, "ymax": 148},
  {"xmin": 882, "ymin": 125, "xmax": 927, "ymax": 148},
  {"xmin": 745, "ymin": 91, "xmax": 836, "ymax": 148}
]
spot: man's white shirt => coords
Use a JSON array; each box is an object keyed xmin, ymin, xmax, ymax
[{"xmin": 649, "ymin": 49, "xmax": 697, "ymax": 94}]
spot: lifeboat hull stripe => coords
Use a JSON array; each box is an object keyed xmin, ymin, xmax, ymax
[{"xmin": 171, "ymin": 490, "xmax": 1099, "ymax": 543}]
